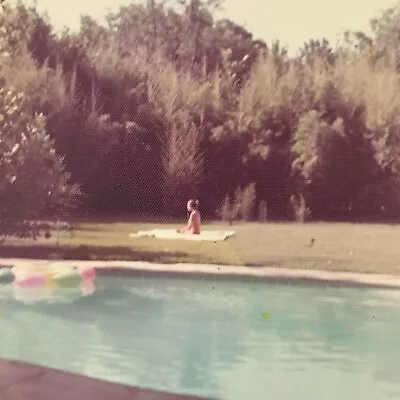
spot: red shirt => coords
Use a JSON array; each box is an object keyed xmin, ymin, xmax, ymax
[{"xmin": 187, "ymin": 210, "xmax": 201, "ymax": 234}]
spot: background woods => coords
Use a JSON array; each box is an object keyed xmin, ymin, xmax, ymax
[{"xmin": 1, "ymin": 0, "xmax": 400, "ymax": 226}]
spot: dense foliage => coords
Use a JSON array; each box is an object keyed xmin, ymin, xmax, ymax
[
  {"xmin": 1, "ymin": 0, "xmax": 400, "ymax": 222},
  {"xmin": 0, "ymin": 85, "xmax": 80, "ymax": 239}
]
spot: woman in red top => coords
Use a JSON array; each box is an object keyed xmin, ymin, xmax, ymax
[{"xmin": 178, "ymin": 199, "xmax": 201, "ymax": 234}]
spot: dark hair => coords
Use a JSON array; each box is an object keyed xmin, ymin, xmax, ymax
[{"xmin": 188, "ymin": 199, "xmax": 199, "ymax": 210}]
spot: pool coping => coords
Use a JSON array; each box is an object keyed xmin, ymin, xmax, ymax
[
  {"xmin": 1, "ymin": 258, "xmax": 400, "ymax": 289},
  {"xmin": 0, "ymin": 359, "xmax": 212, "ymax": 400}
]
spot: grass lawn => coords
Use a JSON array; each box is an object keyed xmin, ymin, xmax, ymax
[{"xmin": 0, "ymin": 217, "xmax": 399, "ymax": 275}]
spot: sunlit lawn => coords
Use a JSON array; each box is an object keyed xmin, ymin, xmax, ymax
[{"xmin": 1, "ymin": 217, "xmax": 400, "ymax": 275}]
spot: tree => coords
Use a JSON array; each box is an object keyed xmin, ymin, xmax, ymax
[
  {"xmin": 370, "ymin": 6, "xmax": 400, "ymax": 67},
  {"xmin": 298, "ymin": 38, "xmax": 336, "ymax": 68},
  {"xmin": 0, "ymin": 1, "xmax": 51, "ymax": 57},
  {"xmin": 2, "ymin": 0, "xmax": 400, "ymax": 222},
  {"xmin": 292, "ymin": 110, "xmax": 349, "ymax": 217},
  {"xmin": 0, "ymin": 85, "xmax": 80, "ymax": 240}
]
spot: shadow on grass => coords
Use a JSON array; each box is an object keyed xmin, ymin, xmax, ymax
[
  {"xmin": 243, "ymin": 257, "xmax": 350, "ymax": 269},
  {"xmin": 77, "ymin": 212, "xmax": 183, "ymax": 225},
  {"xmin": 244, "ymin": 261, "xmax": 281, "ymax": 267},
  {"xmin": 0, "ymin": 244, "xmax": 192, "ymax": 263},
  {"xmin": 73, "ymin": 212, "xmax": 230, "ymax": 226}
]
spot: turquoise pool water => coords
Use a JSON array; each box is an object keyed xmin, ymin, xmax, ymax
[{"xmin": 1, "ymin": 274, "xmax": 400, "ymax": 400}]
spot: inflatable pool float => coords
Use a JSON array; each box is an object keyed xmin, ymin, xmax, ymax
[
  {"xmin": 52, "ymin": 271, "xmax": 82, "ymax": 287},
  {"xmin": 11, "ymin": 265, "xmax": 96, "ymax": 288},
  {"xmin": 13, "ymin": 279, "xmax": 97, "ymax": 304},
  {"xmin": 15, "ymin": 273, "xmax": 46, "ymax": 288}
]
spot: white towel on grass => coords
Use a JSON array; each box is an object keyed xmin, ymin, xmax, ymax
[{"xmin": 129, "ymin": 229, "xmax": 236, "ymax": 242}]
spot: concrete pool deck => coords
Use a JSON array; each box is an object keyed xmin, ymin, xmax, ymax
[
  {"xmin": 0, "ymin": 359, "xmax": 211, "ymax": 400},
  {"xmin": 1, "ymin": 258, "xmax": 400, "ymax": 289}
]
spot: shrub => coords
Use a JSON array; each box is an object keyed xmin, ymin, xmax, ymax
[
  {"xmin": 217, "ymin": 183, "xmax": 257, "ymax": 222},
  {"xmin": 241, "ymin": 183, "xmax": 257, "ymax": 221},
  {"xmin": 290, "ymin": 194, "xmax": 311, "ymax": 223},
  {"xmin": 0, "ymin": 85, "xmax": 81, "ymax": 241},
  {"xmin": 258, "ymin": 200, "xmax": 268, "ymax": 222}
]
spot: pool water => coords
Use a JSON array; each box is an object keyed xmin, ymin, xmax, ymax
[{"xmin": 1, "ymin": 275, "xmax": 400, "ymax": 400}]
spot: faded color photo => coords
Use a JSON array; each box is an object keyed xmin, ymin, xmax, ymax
[{"xmin": 1, "ymin": 0, "xmax": 400, "ymax": 399}]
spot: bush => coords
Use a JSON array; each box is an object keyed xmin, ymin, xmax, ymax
[
  {"xmin": 0, "ymin": 85, "xmax": 81, "ymax": 241},
  {"xmin": 289, "ymin": 194, "xmax": 311, "ymax": 223},
  {"xmin": 217, "ymin": 193, "xmax": 240, "ymax": 224},
  {"xmin": 217, "ymin": 183, "xmax": 257, "ymax": 222},
  {"xmin": 241, "ymin": 183, "xmax": 257, "ymax": 221},
  {"xmin": 258, "ymin": 200, "xmax": 268, "ymax": 222},
  {"xmin": 218, "ymin": 195, "xmax": 233, "ymax": 222}
]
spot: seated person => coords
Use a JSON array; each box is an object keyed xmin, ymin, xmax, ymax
[{"xmin": 178, "ymin": 199, "xmax": 201, "ymax": 234}]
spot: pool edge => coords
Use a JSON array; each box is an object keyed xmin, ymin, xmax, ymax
[{"xmin": 1, "ymin": 258, "xmax": 400, "ymax": 289}]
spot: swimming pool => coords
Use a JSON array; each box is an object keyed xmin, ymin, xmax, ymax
[{"xmin": 1, "ymin": 274, "xmax": 400, "ymax": 400}]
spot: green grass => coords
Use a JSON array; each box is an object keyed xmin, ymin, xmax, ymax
[{"xmin": 1, "ymin": 218, "xmax": 400, "ymax": 275}]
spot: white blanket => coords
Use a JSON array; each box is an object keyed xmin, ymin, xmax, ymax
[{"xmin": 129, "ymin": 229, "xmax": 236, "ymax": 242}]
